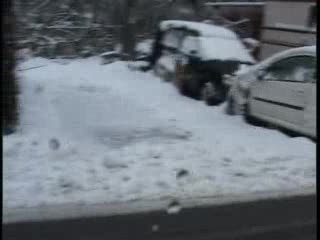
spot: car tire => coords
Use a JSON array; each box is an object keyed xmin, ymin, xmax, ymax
[
  {"xmin": 244, "ymin": 102, "xmax": 264, "ymax": 126},
  {"xmin": 175, "ymin": 64, "xmax": 196, "ymax": 97},
  {"xmin": 186, "ymin": 74, "xmax": 202, "ymax": 100},
  {"xmin": 225, "ymin": 95, "xmax": 236, "ymax": 115},
  {"xmin": 154, "ymin": 63, "xmax": 161, "ymax": 76},
  {"xmin": 174, "ymin": 67, "xmax": 187, "ymax": 95},
  {"xmin": 201, "ymin": 82, "xmax": 226, "ymax": 106}
]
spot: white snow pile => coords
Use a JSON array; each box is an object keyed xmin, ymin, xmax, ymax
[{"xmin": 3, "ymin": 57, "xmax": 316, "ymax": 210}]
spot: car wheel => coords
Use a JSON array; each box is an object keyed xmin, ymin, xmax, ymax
[
  {"xmin": 225, "ymin": 95, "xmax": 236, "ymax": 115},
  {"xmin": 175, "ymin": 64, "xmax": 196, "ymax": 97},
  {"xmin": 154, "ymin": 63, "xmax": 161, "ymax": 76},
  {"xmin": 244, "ymin": 103, "xmax": 263, "ymax": 126},
  {"xmin": 186, "ymin": 74, "xmax": 202, "ymax": 99},
  {"xmin": 201, "ymin": 82, "xmax": 226, "ymax": 106},
  {"xmin": 174, "ymin": 67, "xmax": 187, "ymax": 95}
]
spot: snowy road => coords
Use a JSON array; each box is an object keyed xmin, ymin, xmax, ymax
[{"xmin": 3, "ymin": 57, "xmax": 316, "ymax": 210}]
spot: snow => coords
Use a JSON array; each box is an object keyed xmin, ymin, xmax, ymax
[
  {"xmin": 135, "ymin": 39, "xmax": 154, "ymax": 55},
  {"xmin": 243, "ymin": 38, "xmax": 260, "ymax": 52},
  {"xmin": 159, "ymin": 20, "xmax": 254, "ymax": 63},
  {"xmin": 198, "ymin": 36, "xmax": 255, "ymax": 62},
  {"xmin": 243, "ymin": 38, "xmax": 259, "ymax": 46},
  {"xmin": 160, "ymin": 20, "xmax": 238, "ymax": 39},
  {"xmin": 3, "ymin": 57, "xmax": 316, "ymax": 212},
  {"xmin": 156, "ymin": 55, "xmax": 176, "ymax": 72},
  {"xmin": 274, "ymin": 23, "xmax": 316, "ymax": 33},
  {"xmin": 181, "ymin": 36, "xmax": 199, "ymax": 56},
  {"xmin": 161, "ymin": 30, "xmax": 182, "ymax": 48},
  {"xmin": 100, "ymin": 51, "xmax": 119, "ymax": 57},
  {"xmin": 180, "ymin": 36, "xmax": 255, "ymax": 63}
]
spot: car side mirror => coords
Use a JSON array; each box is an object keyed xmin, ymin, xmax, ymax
[{"xmin": 257, "ymin": 69, "xmax": 266, "ymax": 80}]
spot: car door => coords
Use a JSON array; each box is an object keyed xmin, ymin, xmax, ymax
[
  {"xmin": 302, "ymin": 58, "xmax": 316, "ymax": 137},
  {"xmin": 249, "ymin": 55, "xmax": 314, "ymax": 128}
]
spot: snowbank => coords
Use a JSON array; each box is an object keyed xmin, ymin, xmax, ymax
[{"xmin": 3, "ymin": 57, "xmax": 316, "ymax": 211}]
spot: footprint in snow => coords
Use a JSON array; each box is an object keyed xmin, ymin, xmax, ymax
[
  {"xmin": 103, "ymin": 158, "xmax": 128, "ymax": 169},
  {"xmin": 233, "ymin": 172, "xmax": 248, "ymax": 177},
  {"xmin": 167, "ymin": 200, "xmax": 182, "ymax": 214},
  {"xmin": 49, "ymin": 138, "xmax": 60, "ymax": 150},
  {"xmin": 122, "ymin": 176, "xmax": 131, "ymax": 182},
  {"xmin": 156, "ymin": 181, "xmax": 169, "ymax": 188},
  {"xmin": 176, "ymin": 169, "xmax": 189, "ymax": 179}
]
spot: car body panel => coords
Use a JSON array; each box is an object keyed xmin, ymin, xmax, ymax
[
  {"xmin": 241, "ymin": 46, "xmax": 316, "ymax": 138},
  {"xmin": 302, "ymin": 83, "xmax": 316, "ymax": 136},
  {"xmin": 249, "ymin": 81, "xmax": 306, "ymax": 126}
]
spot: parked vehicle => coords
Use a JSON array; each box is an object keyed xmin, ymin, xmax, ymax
[
  {"xmin": 226, "ymin": 46, "xmax": 316, "ymax": 139},
  {"xmin": 149, "ymin": 20, "xmax": 255, "ymax": 105}
]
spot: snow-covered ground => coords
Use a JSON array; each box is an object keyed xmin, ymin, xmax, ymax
[{"xmin": 3, "ymin": 57, "xmax": 316, "ymax": 210}]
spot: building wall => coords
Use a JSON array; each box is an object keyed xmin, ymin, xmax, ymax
[
  {"xmin": 263, "ymin": 1, "xmax": 314, "ymax": 26},
  {"xmin": 260, "ymin": 0, "xmax": 316, "ymax": 60}
]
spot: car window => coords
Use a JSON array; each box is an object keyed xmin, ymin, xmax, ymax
[
  {"xmin": 181, "ymin": 36, "xmax": 200, "ymax": 56},
  {"xmin": 264, "ymin": 56, "xmax": 316, "ymax": 83}
]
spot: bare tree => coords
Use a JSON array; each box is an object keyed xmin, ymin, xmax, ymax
[{"xmin": 117, "ymin": 0, "xmax": 138, "ymax": 60}]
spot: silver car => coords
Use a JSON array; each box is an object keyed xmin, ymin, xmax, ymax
[{"xmin": 226, "ymin": 46, "xmax": 316, "ymax": 139}]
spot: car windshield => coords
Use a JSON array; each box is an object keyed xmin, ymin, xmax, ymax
[{"xmin": 3, "ymin": 1, "xmax": 316, "ymax": 239}]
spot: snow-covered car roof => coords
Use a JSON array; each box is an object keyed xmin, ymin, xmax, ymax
[
  {"xmin": 181, "ymin": 35, "xmax": 255, "ymax": 63},
  {"xmin": 198, "ymin": 37, "xmax": 255, "ymax": 63},
  {"xmin": 235, "ymin": 45, "xmax": 316, "ymax": 76},
  {"xmin": 160, "ymin": 20, "xmax": 238, "ymax": 39},
  {"xmin": 160, "ymin": 20, "xmax": 255, "ymax": 63}
]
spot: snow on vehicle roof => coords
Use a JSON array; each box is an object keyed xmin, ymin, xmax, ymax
[
  {"xmin": 160, "ymin": 20, "xmax": 238, "ymax": 39},
  {"xmin": 198, "ymin": 37, "xmax": 255, "ymax": 63},
  {"xmin": 135, "ymin": 39, "xmax": 154, "ymax": 54},
  {"xmin": 181, "ymin": 35, "xmax": 255, "ymax": 63}
]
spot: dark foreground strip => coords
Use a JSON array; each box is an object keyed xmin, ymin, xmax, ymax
[
  {"xmin": 253, "ymin": 97, "xmax": 304, "ymax": 110},
  {"xmin": 3, "ymin": 194, "xmax": 316, "ymax": 240}
]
